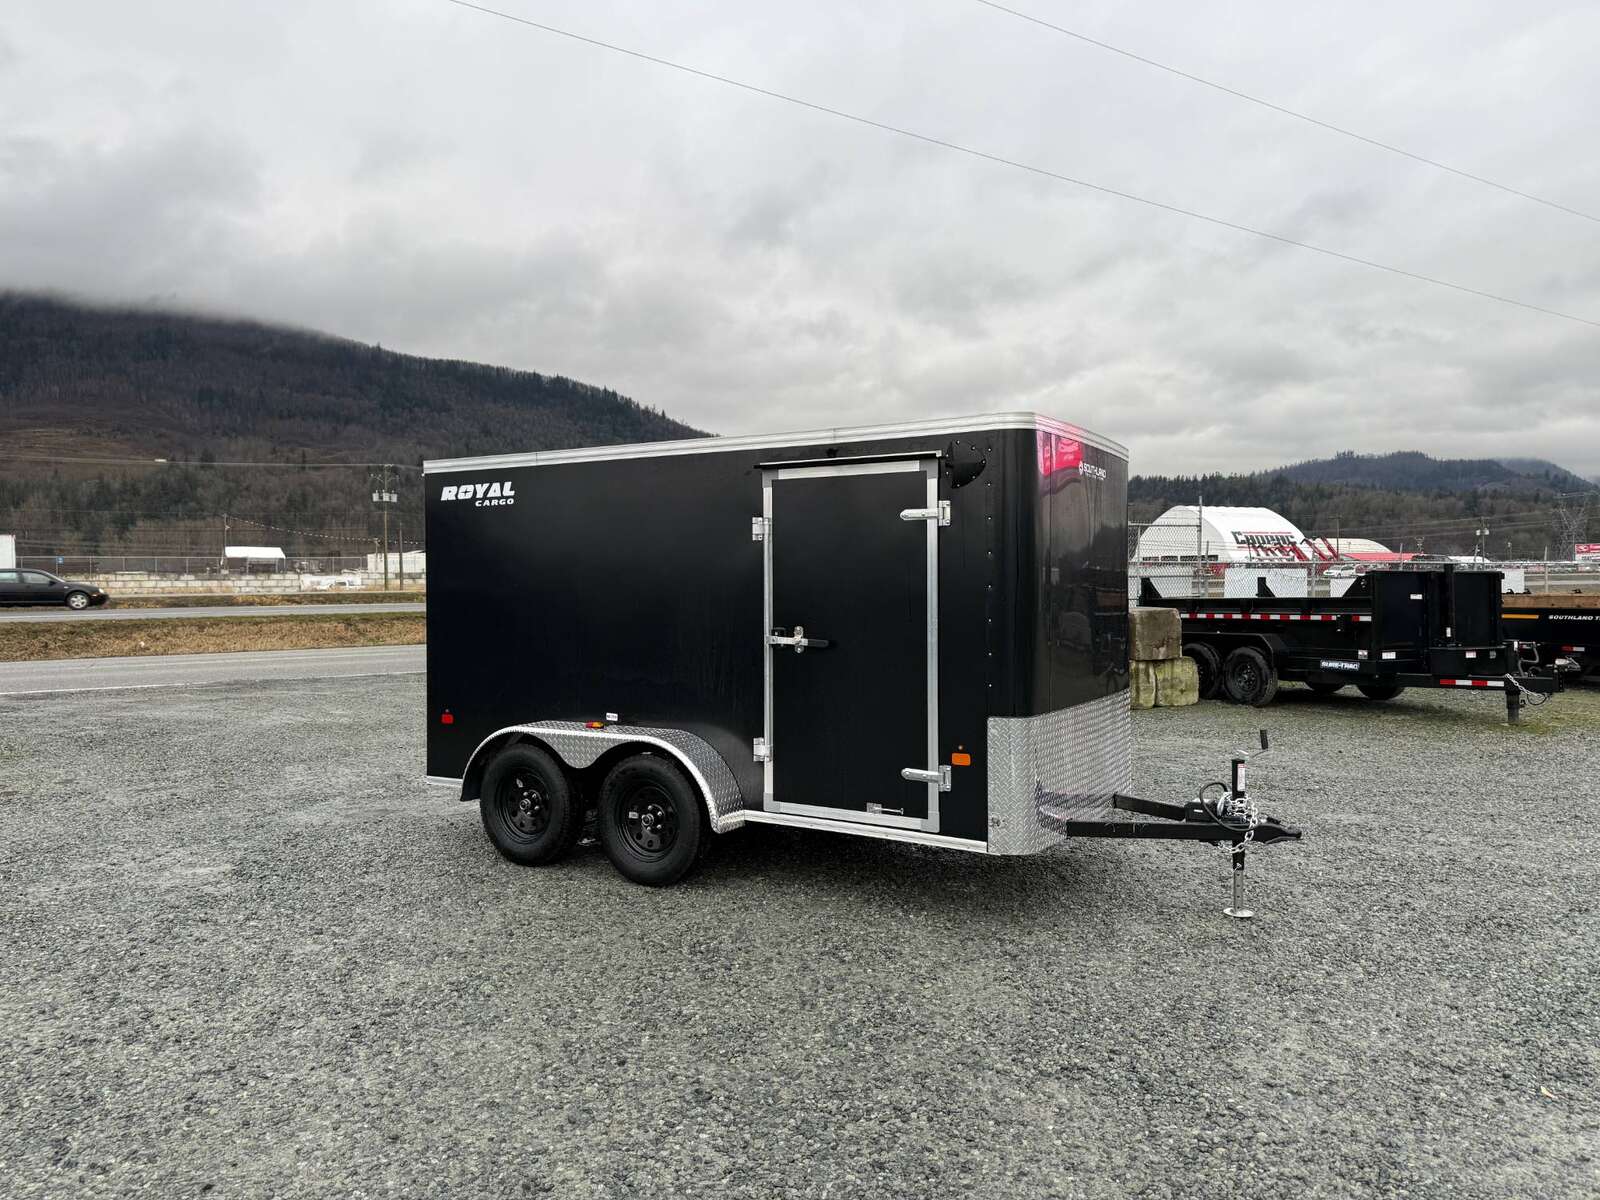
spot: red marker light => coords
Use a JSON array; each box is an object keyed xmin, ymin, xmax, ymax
[
  {"xmin": 586, "ymin": 721, "xmax": 605, "ymax": 729},
  {"xmin": 440, "ymin": 711, "xmax": 454, "ymax": 725}
]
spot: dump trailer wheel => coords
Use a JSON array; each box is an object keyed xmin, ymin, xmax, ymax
[
  {"xmin": 1357, "ymin": 683, "xmax": 1406, "ymax": 702},
  {"xmin": 1222, "ymin": 646, "xmax": 1279, "ymax": 706},
  {"xmin": 598, "ymin": 753, "xmax": 706, "ymax": 887},
  {"xmin": 479, "ymin": 745, "xmax": 582, "ymax": 866},
  {"xmin": 1306, "ymin": 681, "xmax": 1345, "ymax": 696},
  {"xmin": 1183, "ymin": 642, "xmax": 1223, "ymax": 700}
]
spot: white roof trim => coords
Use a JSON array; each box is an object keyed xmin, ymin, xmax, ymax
[{"xmin": 423, "ymin": 411, "xmax": 1127, "ymax": 474}]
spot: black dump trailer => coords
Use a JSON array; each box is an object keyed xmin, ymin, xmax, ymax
[
  {"xmin": 1142, "ymin": 566, "xmax": 1563, "ymax": 722},
  {"xmin": 1501, "ymin": 593, "xmax": 1600, "ymax": 681},
  {"xmin": 424, "ymin": 413, "xmax": 1298, "ymax": 907}
]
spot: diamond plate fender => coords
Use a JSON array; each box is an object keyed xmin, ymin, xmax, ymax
[{"xmin": 459, "ymin": 721, "xmax": 746, "ymax": 834}]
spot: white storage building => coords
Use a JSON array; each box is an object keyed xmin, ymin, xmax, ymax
[{"xmin": 1135, "ymin": 505, "xmax": 1314, "ymax": 564}]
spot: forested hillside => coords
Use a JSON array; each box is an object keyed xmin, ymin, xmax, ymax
[
  {"xmin": 1132, "ymin": 450, "xmax": 1596, "ymax": 557},
  {"xmin": 0, "ymin": 294, "xmax": 701, "ymax": 558}
]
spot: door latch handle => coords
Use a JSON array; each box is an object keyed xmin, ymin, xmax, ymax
[
  {"xmin": 768, "ymin": 625, "xmax": 831, "ymax": 653},
  {"xmin": 901, "ymin": 766, "xmax": 953, "ymax": 791},
  {"xmin": 899, "ymin": 501, "xmax": 951, "ymax": 526}
]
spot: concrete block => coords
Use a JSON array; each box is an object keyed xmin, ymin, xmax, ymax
[
  {"xmin": 1152, "ymin": 656, "xmax": 1199, "ymax": 707},
  {"xmin": 1129, "ymin": 606, "xmax": 1182, "ymax": 661},
  {"xmin": 1129, "ymin": 660, "xmax": 1157, "ymax": 709}
]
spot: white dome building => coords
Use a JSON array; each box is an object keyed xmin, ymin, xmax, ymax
[{"xmin": 1135, "ymin": 505, "xmax": 1314, "ymax": 564}]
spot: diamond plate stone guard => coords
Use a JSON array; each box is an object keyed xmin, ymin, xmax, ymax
[{"xmin": 985, "ymin": 690, "xmax": 1133, "ymax": 855}]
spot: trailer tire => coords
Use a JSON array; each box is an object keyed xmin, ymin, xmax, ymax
[
  {"xmin": 597, "ymin": 754, "xmax": 706, "ymax": 887},
  {"xmin": 1183, "ymin": 642, "xmax": 1222, "ymax": 700},
  {"xmin": 1306, "ymin": 681, "xmax": 1345, "ymax": 696},
  {"xmin": 1222, "ymin": 646, "xmax": 1279, "ymax": 706},
  {"xmin": 480, "ymin": 745, "xmax": 583, "ymax": 866},
  {"xmin": 1357, "ymin": 683, "xmax": 1406, "ymax": 702}
]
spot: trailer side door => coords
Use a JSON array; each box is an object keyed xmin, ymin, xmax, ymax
[{"xmin": 760, "ymin": 456, "xmax": 944, "ymax": 834}]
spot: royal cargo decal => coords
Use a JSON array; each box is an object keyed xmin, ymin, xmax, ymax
[{"xmin": 440, "ymin": 481, "xmax": 517, "ymax": 507}]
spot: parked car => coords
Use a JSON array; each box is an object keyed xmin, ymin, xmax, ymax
[{"xmin": 0, "ymin": 569, "xmax": 109, "ymax": 610}]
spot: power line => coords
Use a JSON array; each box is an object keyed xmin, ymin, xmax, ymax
[
  {"xmin": 0, "ymin": 452, "xmax": 421, "ymax": 470},
  {"xmin": 972, "ymin": 0, "xmax": 1600, "ymax": 226},
  {"xmin": 440, "ymin": 0, "xmax": 1600, "ymax": 330}
]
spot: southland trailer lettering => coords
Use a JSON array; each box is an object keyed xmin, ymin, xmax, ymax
[{"xmin": 422, "ymin": 413, "xmax": 1301, "ymax": 917}]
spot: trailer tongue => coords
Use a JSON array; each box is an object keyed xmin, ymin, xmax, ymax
[{"xmin": 1040, "ymin": 730, "xmax": 1300, "ymax": 918}]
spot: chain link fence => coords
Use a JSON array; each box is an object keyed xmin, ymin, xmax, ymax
[{"xmin": 19, "ymin": 555, "xmax": 372, "ymax": 576}]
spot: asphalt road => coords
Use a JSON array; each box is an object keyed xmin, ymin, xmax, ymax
[
  {"xmin": 0, "ymin": 645, "xmax": 424, "ymax": 694},
  {"xmin": 3, "ymin": 679, "xmax": 1596, "ymax": 1198},
  {"xmin": 0, "ymin": 601, "xmax": 424, "ymax": 623}
]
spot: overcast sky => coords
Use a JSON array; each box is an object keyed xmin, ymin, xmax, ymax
[{"xmin": 4, "ymin": 0, "xmax": 1599, "ymax": 475}]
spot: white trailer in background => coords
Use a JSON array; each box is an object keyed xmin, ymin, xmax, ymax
[{"xmin": 0, "ymin": 535, "xmax": 14, "ymax": 570}]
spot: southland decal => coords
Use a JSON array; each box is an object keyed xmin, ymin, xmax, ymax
[{"xmin": 441, "ymin": 481, "xmax": 516, "ymax": 507}]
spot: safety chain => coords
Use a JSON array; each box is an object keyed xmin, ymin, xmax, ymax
[
  {"xmin": 1502, "ymin": 673, "xmax": 1551, "ymax": 708},
  {"xmin": 1199, "ymin": 781, "xmax": 1261, "ymax": 857}
]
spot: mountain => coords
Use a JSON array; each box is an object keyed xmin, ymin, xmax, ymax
[
  {"xmin": 1276, "ymin": 450, "xmax": 1521, "ymax": 492},
  {"xmin": 1132, "ymin": 450, "xmax": 1597, "ymax": 558},
  {"xmin": 0, "ymin": 293, "xmax": 702, "ymax": 558},
  {"xmin": 1272, "ymin": 450, "xmax": 1592, "ymax": 494},
  {"xmin": 1495, "ymin": 457, "xmax": 1596, "ymax": 491}
]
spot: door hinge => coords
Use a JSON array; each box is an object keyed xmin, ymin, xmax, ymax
[
  {"xmin": 753, "ymin": 736, "xmax": 770, "ymax": 762},
  {"xmin": 751, "ymin": 516, "xmax": 770, "ymax": 542},
  {"xmin": 899, "ymin": 501, "xmax": 951, "ymax": 526},
  {"xmin": 900, "ymin": 765, "xmax": 953, "ymax": 792}
]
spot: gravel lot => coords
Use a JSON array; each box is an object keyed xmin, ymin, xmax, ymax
[{"xmin": 3, "ymin": 677, "xmax": 1596, "ymax": 1199}]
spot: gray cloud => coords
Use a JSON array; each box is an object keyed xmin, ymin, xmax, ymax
[{"xmin": 2, "ymin": 0, "xmax": 1598, "ymax": 475}]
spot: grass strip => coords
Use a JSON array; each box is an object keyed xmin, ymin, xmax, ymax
[
  {"xmin": 0, "ymin": 613, "xmax": 425, "ymax": 662},
  {"xmin": 109, "ymin": 591, "xmax": 426, "ymax": 609}
]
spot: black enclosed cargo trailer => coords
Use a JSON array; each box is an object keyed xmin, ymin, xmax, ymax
[
  {"xmin": 1142, "ymin": 567, "xmax": 1563, "ymax": 721},
  {"xmin": 424, "ymin": 413, "xmax": 1299, "ymax": 897}
]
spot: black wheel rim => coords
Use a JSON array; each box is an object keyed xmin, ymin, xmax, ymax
[
  {"xmin": 1231, "ymin": 661, "xmax": 1259, "ymax": 695},
  {"xmin": 498, "ymin": 771, "xmax": 550, "ymax": 840},
  {"xmin": 618, "ymin": 784, "xmax": 678, "ymax": 859}
]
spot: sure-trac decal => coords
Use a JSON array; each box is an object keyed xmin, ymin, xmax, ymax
[{"xmin": 441, "ymin": 481, "xmax": 516, "ymax": 507}]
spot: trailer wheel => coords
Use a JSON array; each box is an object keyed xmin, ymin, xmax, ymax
[
  {"xmin": 597, "ymin": 754, "xmax": 706, "ymax": 887},
  {"xmin": 480, "ymin": 745, "xmax": 582, "ymax": 866},
  {"xmin": 1357, "ymin": 683, "xmax": 1406, "ymax": 702},
  {"xmin": 1306, "ymin": 681, "xmax": 1345, "ymax": 696},
  {"xmin": 1183, "ymin": 642, "xmax": 1222, "ymax": 700},
  {"xmin": 1222, "ymin": 646, "xmax": 1279, "ymax": 706}
]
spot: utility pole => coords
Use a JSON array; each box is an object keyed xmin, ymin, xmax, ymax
[
  {"xmin": 221, "ymin": 512, "xmax": 230, "ymax": 576},
  {"xmin": 398, "ymin": 515, "xmax": 405, "ymax": 591},
  {"xmin": 370, "ymin": 466, "xmax": 398, "ymax": 591}
]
